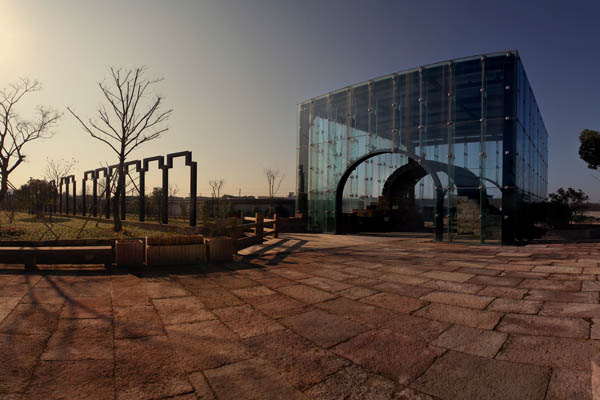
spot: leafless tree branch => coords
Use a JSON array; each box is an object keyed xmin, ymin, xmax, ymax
[{"xmin": 68, "ymin": 66, "xmax": 172, "ymax": 231}]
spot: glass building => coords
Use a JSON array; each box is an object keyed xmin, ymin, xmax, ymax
[{"xmin": 296, "ymin": 51, "xmax": 548, "ymax": 244}]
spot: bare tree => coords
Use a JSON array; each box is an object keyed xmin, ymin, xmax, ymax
[
  {"xmin": 68, "ymin": 67, "xmax": 172, "ymax": 231},
  {"xmin": 45, "ymin": 157, "xmax": 78, "ymax": 186},
  {"xmin": 264, "ymin": 168, "xmax": 284, "ymax": 214},
  {"xmin": 0, "ymin": 79, "xmax": 61, "ymax": 205},
  {"xmin": 209, "ymin": 179, "xmax": 224, "ymax": 217}
]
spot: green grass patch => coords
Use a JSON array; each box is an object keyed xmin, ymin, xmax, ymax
[{"xmin": 0, "ymin": 212, "xmax": 184, "ymax": 241}]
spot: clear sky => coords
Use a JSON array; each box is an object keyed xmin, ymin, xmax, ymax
[{"xmin": 1, "ymin": 0, "xmax": 599, "ymax": 199}]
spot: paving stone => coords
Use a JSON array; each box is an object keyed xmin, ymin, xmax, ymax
[
  {"xmin": 414, "ymin": 303, "xmax": 502, "ymax": 330},
  {"xmin": 278, "ymin": 285, "xmax": 337, "ymax": 304},
  {"xmin": 0, "ymin": 303, "xmax": 61, "ymax": 335},
  {"xmin": 192, "ymin": 287, "xmax": 243, "ymax": 309},
  {"xmin": 176, "ymin": 275, "xmax": 220, "ymax": 291},
  {"xmin": 411, "ymin": 350, "xmax": 549, "ymax": 399},
  {"xmin": 144, "ymin": 280, "xmax": 190, "ymax": 298},
  {"xmin": 210, "ymin": 273, "xmax": 258, "ymax": 289},
  {"xmin": 244, "ymin": 329, "xmax": 349, "ymax": 390},
  {"xmin": 316, "ymin": 297, "xmax": 396, "ymax": 328},
  {"xmin": 309, "ymin": 268, "xmax": 355, "ymax": 282},
  {"xmin": 545, "ymin": 368, "xmax": 591, "ymax": 400},
  {"xmin": 280, "ymin": 309, "xmax": 368, "ymax": 348},
  {"xmin": 0, "ymin": 333, "xmax": 48, "ymax": 393},
  {"xmin": 204, "ymin": 357, "xmax": 306, "ymax": 399},
  {"xmin": 298, "ymin": 276, "xmax": 352, "ymax": 293},
  {"xmin": 20, "ymin": 288, "xmax": 66, "ymax": 304},
  {"xmin": 111, "ymin": 282, "xmax": 152, "ymax": 307},
  {"xmin": 212, "ymin": 304, "xmax": 284, "ymax": 338},
  {"xmin": 271, "ymin": 268, "xmax": 313, "ymax": 280},
  {"xmin": 431, "ymin": 324, "xmax": 507, "ymax": 358},
  {"xmin": 497, "ymin": 314, "xmax": 589, "ymax": 339},
  {"xmin": 582, "ymin": 281, "xmax": 600, "ymax": 291},
  {"xmin": 478, "ymin": 286, "xmax": 528, "ymax": 299},
  {"xmin": 333, "ymin": 330, "xmax": 445, "ymax": 385},
  {"xmin": 114, "ymin": 305, "xmax": 164, "ymax": 338},
  {"xmin": 539, "ymin": 302, "xmax": 600, "ymax": 318},
  {"xmin": 338, "ymin": 286, "xmax": 378, "ymax": 300},
  {"xmin": 152, "ymin": 296, "xmax": 215, "ymax": 325},
  {"xmin": 114, "ymin": 335, "xmax": 193, "ymax": 399},
  {"xmin": 420, "ymin": 270, "xmax": 475, "ymax": 283},
  {"xmin": 24, "ymin": 360, "xmax": 114, "ymax": 399},
  {"xmin": 497, "ymin": 251, "xmax": 533, "ymax": 258},
  {"xmin": 457, "ymin": 267, "xmax": 501, "ymax": 276},
  {"xmin": 382, "ymin": 313, "xmax": 451, "ymax": 342},
  {"xmin": 361, "ymin": 293, "xmax": 426, "ymax": 314},
  {"xmin": 377, "ymin": 273, "xmax": 430, "ymax": 286},
  {"xmin": 42, "ymin": 318, "xmax": 112, "ymax": 360},
  {"xmin": 60, "ymin": 296, "xmax": 111, "ymax": 319},
  {"xmin": 0, "ymin": 297, "xmax": 20, "ymax": 323},
  {"xmin": 420, "ymin": 279, "xmax": 483, "ymax": 294},
  {"xmin": 533, "ymin": 265, "xmax": 582, "ymax": 274},
  {"xmin": 393, "ymin": 387, "xmax": 437, "ymax": 399},
  {"xmin": 487, "ymin": 298, "xmax": 542, "ymax": 314},
  {"xmin": 244, "ymin": 293, "xmax": 307, "ymax": 319},
  {"xmin": 304, "ymin": 364, "xmax": 395, "ymax": 400},
  {"xmin": 344, "ymin": 277, "xmax": 383, "ymax": 288},
  {"xmin": 501, "ymin": 270, "xmax": 549, "ymax": 279},
  {"xmin": 519, "ymin": 279, "xmax": 581, "ymax": 291},
  {"xmin": 0, "ymin": 284, "xmax": 33, "ymax": 297},
  {"xmin": 231, "ymin": 285, "xmax": 276, "ymax": 298},
  {"xmin": 468, "ymin": 275, "xmax": 522, "ymax": 287},
  {"xmin": 165, "ymin": 320, "xmax": 252, "ymax": 371},
  {"xmin": 187, "ymin": 372, "xmax": 215, "ymax": 399},
  {"xmin": 372, "ymin": 282, "xmax": 433, "ymax": 298},
  {"xmin": 420, "ymin": 291, "xmax": 494, "ymax": 310},
  {"xmin": 593, "ymin": 319, "xmax": 600, "ymax": 339},
  {"xmin": 496, "ymin": 335, "xmax": 600, "ymax": 370},
  {"xmin": 377, "ymin": 265, "xmax": 424, "ymax": 276},
  {"xmin": 525, "ymin": 289, "xmax": 599, "ymax": 304},
  {"xmin": 255, "ymin": 276, "xmax": 296, "ymax": 289}
]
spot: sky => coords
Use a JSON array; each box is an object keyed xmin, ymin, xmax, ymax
[{"xmin": 1, "ymin": 0, "xmax": 599, "ymax": 199}]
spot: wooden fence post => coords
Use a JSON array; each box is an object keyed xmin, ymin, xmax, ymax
[
  {"xmin": 273, "ymin": 213, "xmax": 278, "ymax": 238},
  {"xmin": 256, "ymin": 212, "xmax": 264, "ymax": 243}
]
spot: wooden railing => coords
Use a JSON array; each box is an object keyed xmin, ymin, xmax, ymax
[{"xmin": 229, "ymin": 213, "xmax": 278, "ymax": 251}]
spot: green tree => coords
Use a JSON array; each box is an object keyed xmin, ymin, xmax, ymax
[
  {"xmin": 549, "ymin": 187, "xmax": 589, "ymax": 224},
  {"xmin": 579, "ymin": 129, "xmax": 600, "ymax": 169},
  {"xmin": 15, "ymin": 179, "xmax": 57, "ymax": 216}
]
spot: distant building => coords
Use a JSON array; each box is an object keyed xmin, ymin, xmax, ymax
[{"xmin": 296, "ymin": 51, "xmax": 548, "ymax": 244}]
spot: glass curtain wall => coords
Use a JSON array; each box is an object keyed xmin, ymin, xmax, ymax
[{"xmin": 296, "ymin": 51, "xmax": 548, "ymax": 243}]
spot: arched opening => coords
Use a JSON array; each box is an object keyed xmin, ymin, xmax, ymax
[{"xmin": 335, "ymin": 150, "xmax": 444, "ymax": 241}]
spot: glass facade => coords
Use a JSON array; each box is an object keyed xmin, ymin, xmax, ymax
[{"xmin": 296, "ymin": 51, "xmax": 548, "ymax": 244}]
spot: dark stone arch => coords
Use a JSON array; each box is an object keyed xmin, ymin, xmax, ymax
[
  {"xmin": 59, "ymin": 175, "xmax": 76, "ymax": 215},
  {"xmin": 82, "ymin": 170, "xmax": 96, "ymax": 216},
  {"xmin": 141, "ymin": 156, "xmax": 166, "ymax": 223},
  {"xmin": 335, "ymin": 150, "xmax": 445, "ymax": 241},
  {"xmin": 166, "ymin": 151, "xmax": 197, "ymax": 227},
  {"xmin": 123, "ymin": 160, "xmax": 141, "ymax": 221},
  {"xmin": 95, "ymin": 167, "xmax": 110, "ymax": 219}
]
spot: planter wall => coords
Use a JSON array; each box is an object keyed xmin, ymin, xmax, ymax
[
  {"xmin": 115, "ymin": 240, "xmax": 145, "ymax": 267},
  {"xmin": 205, "ymin": 237, "xmax": 234, "ymax": 262},
  {"xmin": 146, "ymin": 244, "xmax": 205, "ymax": 266}
]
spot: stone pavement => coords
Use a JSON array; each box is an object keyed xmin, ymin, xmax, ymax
[{"xmin": 1, "ymin": 233, "xmax": 599, "ymax": 399}]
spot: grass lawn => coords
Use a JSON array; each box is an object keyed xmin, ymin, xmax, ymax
[{"xmin": 0, "ymin": 212, "xmax": 185, "ymax": 241}]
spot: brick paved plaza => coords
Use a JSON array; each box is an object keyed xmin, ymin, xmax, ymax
[{"xmin": 1, "ymin": 233, "xmax": 599, "ymax": 399}]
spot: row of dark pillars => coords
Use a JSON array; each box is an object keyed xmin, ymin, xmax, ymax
[{"xmin": 58, "ymin": 151, "xmax": 198, "ymax": 227}]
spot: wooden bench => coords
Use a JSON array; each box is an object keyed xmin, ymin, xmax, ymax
[{"xmin": 0, "ymin": 246, "xmax": 113, "ymax": 271}]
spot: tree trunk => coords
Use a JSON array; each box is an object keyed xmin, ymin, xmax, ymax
[
  {"xmin": 0, "ymin": 172, "xmax": 9, "ymax": 209},
  {"xmin": 113, "ymin": 161, "xmax": 125, "ymax": 232}
]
